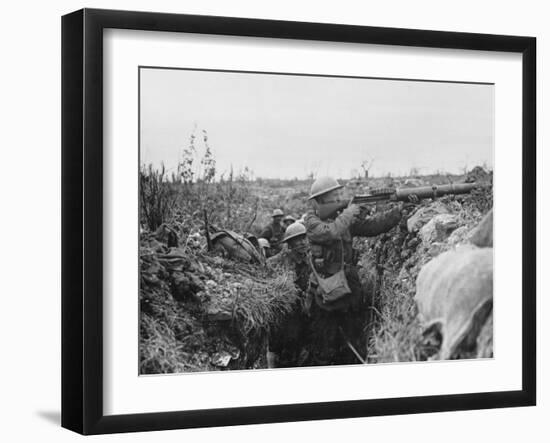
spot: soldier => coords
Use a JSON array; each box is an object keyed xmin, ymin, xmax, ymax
[
  {"xmin": 257, "ymin": 238, "xmax": 271, "ymax": 260},
  {"xmin": 282, "ymin": 215, "xmax": 296, "ymax": 230},
  {"xmin": 303, "ymin": 176, "xmax": 414, "ymax": 365},
  {"xmin": 265, "ymin": 222, "xmax": 311, "ymax": 368},
  {"xmin": 267, "ymin": 222, "xmax": 310, "ymax": 293},
  {"xmin": 259, "ymin": 209, "xmax": 285, "ymax": 256}
]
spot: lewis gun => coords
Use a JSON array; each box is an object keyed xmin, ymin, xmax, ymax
[{"xmin": 317, "ymin": 182, "xmax": 484, "ymax": 220}]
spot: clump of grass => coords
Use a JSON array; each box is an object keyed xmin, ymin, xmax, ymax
[
  {"xmin": 233, "ymin": 272, "xmax": 299, "ymax": 335},
  {"xmin": 140, "ymin": 314, "xmax": 203, "ymax": 373},
  {"xmin": 368, "ymin": 272, "xmax": 423, "ymax": 362},
  {"xmin": 140, "ymin": 164, "xmax": 177, "ymax": 231}
]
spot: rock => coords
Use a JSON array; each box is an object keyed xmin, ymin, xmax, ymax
[
  {"xmin": 415, "ymin": 245, "xmax": 493, "ymax": 360},
  {"xmin": 419, "ymin": 214, "xmax": 459, "ymax": 244},
  {"xmin": 407, "ymin": 202, "xmax": 450, "ymax": 233},
  {"xmin": 447, "ymin": 225, "xmax": 470, "ymax": 246},
  {"xmin": 427, "ymin": 242, "xmax": 446, "ymax": 257},
  {"xmin": 469, "ymin": 209, "xmax": 493, "ymax": 248}
]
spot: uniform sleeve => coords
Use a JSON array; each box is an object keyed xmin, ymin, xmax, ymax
[
  {"xmin": 350, "ymin": 207, "xmax": 402, "ymax": 237},
  {"xmin": 304, "ymin": 207, "xmax": 356, "ymax": 244}
]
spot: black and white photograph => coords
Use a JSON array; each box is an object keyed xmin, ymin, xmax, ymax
[
  {"xmin": 138, "ymin": 67, "xmax": 494, "ymax": 374},
  {"xmin": 1, "ymin": 0, "xmax": 546, "ymax": 439}
]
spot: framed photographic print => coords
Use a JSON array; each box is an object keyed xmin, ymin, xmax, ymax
[{"xmin": 61, "ymin": 8, "xmax": 536, "ymax": 435}]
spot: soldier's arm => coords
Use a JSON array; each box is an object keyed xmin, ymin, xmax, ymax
[
  {"xmin": 304, "ymin": 206, "xmax": 356, "ymax": 244},
  {"xmin": 350, "ymin": 206, "xmax": 402, "ymax": 237}
]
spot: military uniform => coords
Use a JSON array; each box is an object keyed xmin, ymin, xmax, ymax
[
  {"xmin": 266, "ymin": 246, "xmax": 310, "ymax": 367},
  {"xmin": 259, "ymin": 222, "xmax": 285, "ymax": 255},
  {"xmin": 304, "ymin": 205, "xmax": 402, "ymax": 365}
]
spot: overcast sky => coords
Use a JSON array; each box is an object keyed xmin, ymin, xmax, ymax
[{"xmin": 140, "ymin": 68, "xmax": 494, "ymax": 179}]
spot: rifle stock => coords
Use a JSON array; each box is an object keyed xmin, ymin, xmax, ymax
[{"xmin": 316, "ymin": 182, "xmax": 483, "ymax": 220}]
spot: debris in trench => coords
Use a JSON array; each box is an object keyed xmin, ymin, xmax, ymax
[
  {"xmin": 419, "ymin": 214, "xmax": 459, "ymax": 244},
  {"xmin": 139, "ymin": 229, "xmax": 298, "ymax": 374}
]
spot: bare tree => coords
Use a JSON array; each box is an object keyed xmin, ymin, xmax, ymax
[{"xmin": 360, "ymin": 155, "xmax": 376, "ymax": 179}]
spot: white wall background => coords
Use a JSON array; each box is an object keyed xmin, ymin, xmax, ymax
[{"xmin": 0, "ymin": 1, "xmax": 546, "ymax": 441}]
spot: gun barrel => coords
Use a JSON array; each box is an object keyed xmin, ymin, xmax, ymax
[
  {"xmin": 317, "ymin": 182, "xmax": 484, "ymax": 220},
  {"xmin": 394, "ymin": 182, "xmax": 482, "ymax": 201}
]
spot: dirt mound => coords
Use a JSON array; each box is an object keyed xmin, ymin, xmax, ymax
[
  {"xmin": 358, "ymin": 171, "xmax": 493, "ymax": 362},
  {"xmin": 416, "ymin": 246, "xmax": 493, "ymax": 360},
  {"xmin": 139, "ymin": 232, "xmax": 298, "ymax": 373}
]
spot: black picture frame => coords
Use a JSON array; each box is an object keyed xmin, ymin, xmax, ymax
[{"xmin": 61, "ymin": 8, "xmax": 536, "ymax": 435}]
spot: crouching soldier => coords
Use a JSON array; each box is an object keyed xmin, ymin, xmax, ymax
[
  {"xmin": 304, "ymin": 176, "xmax": 412, "ymax": 365},
  {"xmin": 257, "ymin": 238, "xmax": 271, "ymax": 260},
  {"xmin": 259, "ymin": 209, "xmax": 285, "ymax": 256},
  {"xmin": 265, "ymin": 222, "xmax": 311, "ymax": 368}
]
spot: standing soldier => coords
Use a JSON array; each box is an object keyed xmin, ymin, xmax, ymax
[
  {"xmin": 304, "ymin": 176, "xmax": 413, "ymax": 365},
  {"xmin": 259, "ymin": 209, "xmax": 285, "ymax": 256},
  {"xmin": 265, "ymin": 222, "xmax": 311, "ymax": 368}
]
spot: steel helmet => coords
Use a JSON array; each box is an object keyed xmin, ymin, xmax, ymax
[
  {"xmin": 283, "ymin": 215, "xmax": 296, "ymax": 223},
  {"xmin": 282, "ymin": 222, "xmax": 307, "ymax": 243},
  {"xmin": 272, "ymin": 209, "xmax": 284, "ymax": 217},
  {"xmin": 258, "ymin": 238, "xmax": 270, "ymax": 249},
  {"xmin": 308, "ymin": 176, "xmax": 343, "ymax": 200}
]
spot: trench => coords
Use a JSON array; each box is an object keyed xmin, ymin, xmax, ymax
[{"xmin": 140, "ymin": 179, "xmax": 494, "ymax": 372}]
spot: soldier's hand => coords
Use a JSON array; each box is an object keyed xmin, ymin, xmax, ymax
[
  {"xmin": 401, "ymin": 193, "xmax": 419, "ymax": 212},
  {"xmin": 344, "ymin": 203, "xmax": 361, "ymax": 218}
]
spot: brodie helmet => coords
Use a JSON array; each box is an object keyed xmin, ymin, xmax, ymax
[
  {"xmin": 282, "ymin": 222, "xmax": 307, "ymax": 243},
  {"xmin": 308, "ymin": 176, "xmax": 343, "ymax": 200},
  {"xmin": 258, "ymin": 238, "xmax": 271, "ymax": 249}
]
